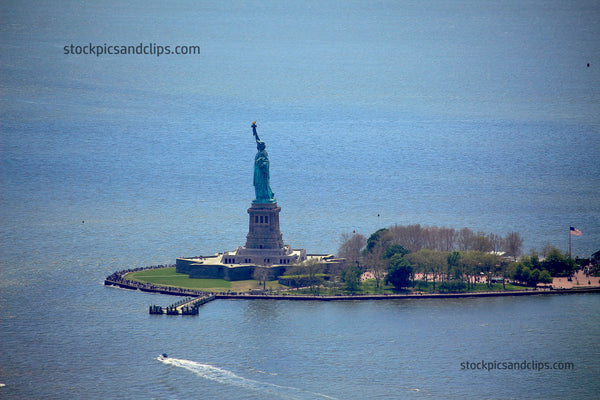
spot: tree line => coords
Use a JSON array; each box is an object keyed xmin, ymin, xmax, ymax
[
  {"xmin": 283, "ymin": 224, "xmax": 592, "ymax": 294},
  {"xmin": 333, "ymin": 224, "xmax": 580, "ymax": 292},
  {"xmin": 358, "ymin": 224, "xmax": 524, "ymax": 257}
]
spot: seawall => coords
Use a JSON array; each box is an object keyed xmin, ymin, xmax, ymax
[{"xmin": 214, "ymin": 287, "xmax": 600, "ymax": 301}]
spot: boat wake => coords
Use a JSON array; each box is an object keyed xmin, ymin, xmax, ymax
[{"xmin": 157, "ymin": 356, "xmax": 338, "ymax": 400}]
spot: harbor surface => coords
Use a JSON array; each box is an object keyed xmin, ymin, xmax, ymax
[{"xmin": 2, "ymin": 1, "xmax": 599, "ymax": 399}]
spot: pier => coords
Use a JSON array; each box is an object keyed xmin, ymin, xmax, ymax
[{"xmin": 149, "ymin": 294, "xmax": 216, "ymax": 315}]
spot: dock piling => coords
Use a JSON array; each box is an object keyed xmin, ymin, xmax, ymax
[{"xmin": 148, "ymin": 294, "xmax": 216, "ymax": 315}]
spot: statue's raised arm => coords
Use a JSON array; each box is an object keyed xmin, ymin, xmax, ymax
[{"xmin": 252, "ymin": 121, "xmax": 260, "ymax": 142}]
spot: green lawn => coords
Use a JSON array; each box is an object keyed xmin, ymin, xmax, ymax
[
  {"xmin": 125, "ymin": 268, "xmax": 529, "ymax": 295},
  {"xmin": 125, "ymin": 267, "xmax": 283, "ymax": 292}
]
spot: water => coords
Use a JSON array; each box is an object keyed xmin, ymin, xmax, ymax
[
  {"xmin": 158, "ymin": 357, "xmax": 338, "ymax": 400},
  {"xmin": 3, "ymin": 289, "xmax": 598, "ymax": 399},
  {"xmin": 1, "ymin": 0, "xmax": 599, "ymax": 398}
]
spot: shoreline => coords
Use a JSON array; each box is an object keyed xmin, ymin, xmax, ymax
[
  {"xmin": 104, "ymin": 271, "xmax": 600, "ymax": 301},
  {"xmin": 213, "ymin": 287, "xmax": 600, "ymax": 301}
]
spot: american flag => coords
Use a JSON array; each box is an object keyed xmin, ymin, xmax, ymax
[{"xmin": 570, "ymin": 227, "xmax": 582, "ymax": 236}]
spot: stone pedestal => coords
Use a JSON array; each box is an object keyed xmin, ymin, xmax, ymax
[
  {"xmin": 230, "ymin": 201, "xmax": 303, "ymax": 266},
  {"xmin": 244, "ymin": 202, "xmax": 284, "ymax": 250},
  {"xmin": 176, "ymin": 201, "xmax": 306, "ymax": 278}
]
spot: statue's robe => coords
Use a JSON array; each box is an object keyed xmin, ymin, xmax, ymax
[{"xmin": 253, "ymin": 150, "xmax": 275, "ymax": 202}]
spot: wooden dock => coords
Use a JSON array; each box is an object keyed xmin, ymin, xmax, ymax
[{"xmin": 149, "ymin": 294, "xmax": 216, "ymax": 315}]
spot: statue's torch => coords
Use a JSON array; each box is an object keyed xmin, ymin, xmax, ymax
[{"xmin": 251, "ymin": 121, "xmax": 260, "ymax": 141}]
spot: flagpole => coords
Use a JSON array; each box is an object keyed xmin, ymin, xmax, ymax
[{"xmin": 569, "ymin": 227, "xmax": 572, "ymax": 260}]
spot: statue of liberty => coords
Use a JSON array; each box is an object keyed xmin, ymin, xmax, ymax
[{"xmin": 251, "ymin": 122, "xmax": 276, "ymax": 203}]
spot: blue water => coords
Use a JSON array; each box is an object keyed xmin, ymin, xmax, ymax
[{"xmin": 1, "ymin": 1, "xmax": 599, "ymax": 398}]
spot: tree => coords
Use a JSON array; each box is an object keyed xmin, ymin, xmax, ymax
[
  {"xmin": 404, "ymin": 250, "xmax": 428, "ymax": 285},
  {"xmin": 366, "ymin": 228, "xmax": 393, "ymax": 253},
  {"xmin": 389, "ymin": 224, "xmax": 426, "ymax": 252},
  {"xmin": 338, "ymin": 232, "xmax": 366, "ymax": 267},
  {"xmin": 447, "ymin": 251, "xmax": 461, "ymax": 280},
  {"xmin": 473, "ymin": 251, "xmax": 500, "ymax": 288},
  {"xmin": 542, "ymin": 247, "xmax": 576, "ymax": 277},
  {"xmin": 293, "ymin": 258, "xmax": 324, "ymax": 293},
  {"xmin": 454, "ymin": 251, "xmax": 498, "ymax": 289},
  {"xmin": 341, "ymin": 265, "xmax": 361, "ymax": 292},
  {"xmin": 405, "ymin": 249, "xmax": 448, "ymax": 292},
  {"xmin": 457, "ymin": 228, "xmax": 475, "ymax": 251},
  {"xmin": 252, "ymin": 268, "xmax": 270, "ymax": 291},
  {"xmin": 385, "ymin": 254, "xmax": 413, "ymax": 290},
  {"xmin": 520, "ymin": 266, "xmax": 531, "ymax": 286},
  {"xmin": 438, "ymin": 227, "xmax": 457, "ymax": 251},
  {"xmin": 504, "ymin": 232, "xmax": 523, "ymax": 260},
  {"xmin": 365, "ymin": 244, "xmax": 388, "ymax": 289},
  {"xmin": 541, "ymin": 244, "xmax": 555, "ymax": 258},
  {"xmin": 539, "ymin": 269, "xmax": 552, "ymax": 284},
  {"xmin": 364, "ymin": 229, "xmax": 397, "ymax": 289},
  {"xmin": 523, "ymin": 253, "xmax": 541, "ymax": 270},
  {"xmin": 510, "ymin": 258, "xmax": 552, "ymax": 287},
  {"xmin": 501, "ymin": 261, "xmax": 512, "ymax": 289},
  {"xmin": 529, "ymin": 268, "xmax": 540, "ymax": 286},
  {"xmin": 384, "ymin": 244, "xmax": 410, "ymax": 259},
  {"xmin": 473, "ymin": 232, "xmax": 492, "ymax": 253},
  {"xmin": 362, "ymin": 230, "xmax": 384, "ymax": 288},
  {"xmin": 487, "ymin": 233, "xmax": 504, "ymax": 254}
]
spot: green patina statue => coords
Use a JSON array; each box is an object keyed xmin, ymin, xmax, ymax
[{"xmin": 251, "ymin": 122, "xmax": 276, "ymax": 203}]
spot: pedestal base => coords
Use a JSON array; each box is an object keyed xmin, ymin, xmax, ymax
[{"xmin": 245, "ymin": 202, "xmax": 284, "ymax": 251}]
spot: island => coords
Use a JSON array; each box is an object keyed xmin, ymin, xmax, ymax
[{"xmin": 104, "ymin": 122, "xmax": 600, "ymax": 313}]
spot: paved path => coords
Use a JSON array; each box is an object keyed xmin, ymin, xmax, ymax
[{"xmin": 553, "ymin": 270, "xmax": 600, "ymax": 289}]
